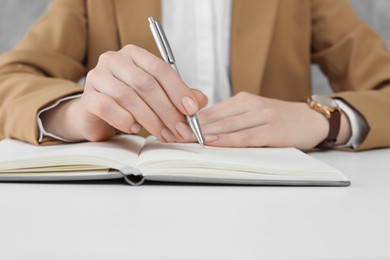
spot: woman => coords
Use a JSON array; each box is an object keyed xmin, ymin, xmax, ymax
[{"xmin": 0, "ymin": 0, "xmax": 389, "ymax": 150}]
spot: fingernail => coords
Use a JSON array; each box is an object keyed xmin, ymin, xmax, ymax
[
  {"xmin": 161, "ymin": 127, "xmax": 176, "ymax": 143},
  {"xmin": 181, "ymin": 96, "xmax": 199, "ymax": 115},
  {"xmin": 175, "ymin": 121, "xmax": 194, "ymax": 139},
  {"xmin": 130, "ymin": 124, "xmax": 141, "ymax": 134},
  {"xmin": 205, "ymin": 135, "xmax": 219, "ymax": 143}
]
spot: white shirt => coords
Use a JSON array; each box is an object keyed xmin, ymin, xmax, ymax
[
  {"xmin": 38, "ymin": 0, "xmax": 367, "ymax": 148},
  {"xmin": 162, "ymin": 0, "xmax": 232, "ymax": 107}
]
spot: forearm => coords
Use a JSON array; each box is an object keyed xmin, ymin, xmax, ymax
[
  {"xmin": 40, "ymin": 97, "xmax": 84, "ymax": 142},
  {"xmin": 40, "ymin": 97, "xmax": 117, "ymax": 142},
  {"xmin": 0, "ymin": 71, "xmax": 83, "ymax": 144},
  {"xmin": 331, "ymin": 87, "xmax": 390, "ymax": 150}
]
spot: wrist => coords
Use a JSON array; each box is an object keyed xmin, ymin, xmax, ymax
[
  {"xmin": 303, "ymin": 103, "xmax": 329, "ymax": 146},
  {"xmin": 335, "ymin": 110, "xmax": 352, "ymax": 145},
  {"xmin": 41, "ymin": 98, "xmax": 85, "ymax": 142},
  {"xmin": 306, "ymin": 95, "xmax": 348, "ymax": 148}
]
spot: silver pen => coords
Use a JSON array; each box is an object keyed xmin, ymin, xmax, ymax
[{"xmin": 148, "ymin": 16, "xmax": 205, "ymax": 147}]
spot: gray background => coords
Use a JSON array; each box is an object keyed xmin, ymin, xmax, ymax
[{"xmin": 1, "ymin": 0, "xmax": 390, "ymax": 94}]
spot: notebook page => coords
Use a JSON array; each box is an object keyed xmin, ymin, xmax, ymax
[
  {"xmin": 0, "ymin": 135, "xmax": 145, "ymax": 173},
  {"xmin": 137, "ymin": 137, "xmax": 347, "ymax": 181}
]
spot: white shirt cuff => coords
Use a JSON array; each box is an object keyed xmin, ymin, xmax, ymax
[
  {"xmin": 37, "ymin": 94, "xmax": 82, "ymax": 143},
  {"xmin": 334, "ymin": 99, "xmax": 369, "ymax": 149}
]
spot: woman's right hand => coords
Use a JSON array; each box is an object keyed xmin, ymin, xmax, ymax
[{"xmin": 41, "ymin": 44, "xmax": 207, "ymax": 143}]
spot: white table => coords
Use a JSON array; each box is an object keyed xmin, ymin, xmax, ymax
[{"xmin": 0, "ymin": 149, "xmax": 389, "ymax": 260}]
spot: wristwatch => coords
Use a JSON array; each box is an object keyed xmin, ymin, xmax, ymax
[{"xmin": 306, "ymin": 95, "xmax": 341, "ymax": 148}]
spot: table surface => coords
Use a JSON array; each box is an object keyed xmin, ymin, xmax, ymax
[{"xmin": 0, "ymin": 148, "xmax": 389, "ymax": 260}]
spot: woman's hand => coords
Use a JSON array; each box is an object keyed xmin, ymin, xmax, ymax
[
  {"xmin": 41, "ymin": 44, "xmax": 207, "ymax": 142},
  {"xmin": 198, "ymin": 92, "xmax": 351, "ymax": 150}
]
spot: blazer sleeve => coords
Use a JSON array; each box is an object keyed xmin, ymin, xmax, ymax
[
  {"xmin": 311, "ymin": 0, "xmax": 390, "ymax": 150},
  {"xmin": 0, "ymin": 0, "xmax": 87, "ymax": 145}
]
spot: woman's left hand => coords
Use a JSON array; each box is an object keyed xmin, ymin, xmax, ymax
[{"xmin": 198, "ymin": 92, "xmax": 351, "ymax": 150}]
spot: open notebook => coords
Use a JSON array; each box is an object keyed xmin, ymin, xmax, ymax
[{"xmin": 0, "ymin": 135, "xmax": 350, "ymax": 186}]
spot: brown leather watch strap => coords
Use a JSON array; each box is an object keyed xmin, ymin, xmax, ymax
[{"xmin": 316, "ymin": 109, "xmax": 341, "ymax": 148}]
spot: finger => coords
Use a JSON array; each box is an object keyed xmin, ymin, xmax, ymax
[
  {"xmin": 107, "ymin": 55, "xmax": 187, "ymax": 136},
  {"xmin": 205, "ymin": 127, "xmax": 270, "ymax": 148},
  {"xmin": 198, "ymin": 97, "xmax": 249, "ymax": 125},
  {"xmin": 82, "ymin": 87, "xmax": 140, "ymax": 135},
  {"xmin": 201, "ymin": 111, "xmax": 268, "ymax": 135},
  {"xmin": 86, "ymin": 70, "xmax": 176, "ymax": 142},
  {"xmin": 191, "ymin": 89, "xmax": 208, "ymax": 109},
  {"xmin": 120, "ymin": 45, "xmax": 201, "ymax": 116},
  {"xmin": 102, "ymin": 50, "xmax": 196, "ymax": 141}
]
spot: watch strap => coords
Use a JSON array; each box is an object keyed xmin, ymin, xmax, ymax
[{"xmin": 316, "ymin": 108, "xmax": 341, "ymax": 148}]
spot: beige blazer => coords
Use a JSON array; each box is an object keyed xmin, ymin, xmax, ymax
[{"xmin": 0, "ymin": 0, "xmax": 389, "ymax": 150}]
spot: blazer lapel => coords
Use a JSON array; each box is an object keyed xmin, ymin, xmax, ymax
[
  {"xmin": 230, "ymin": 0, "xmax": 280, "ymax": 95},
  {"xmin": 113, "ymin": 0, "xmax": 161, "ymax": 56}
]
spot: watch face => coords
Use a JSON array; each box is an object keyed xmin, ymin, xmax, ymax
[{"xmin": 311, "ymin": 94, "xmax": 338, "ymax": 108}]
